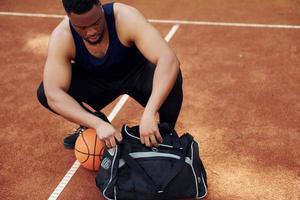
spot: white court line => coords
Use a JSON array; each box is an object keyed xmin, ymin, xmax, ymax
[
  {"xmin": 148, "ymin": 19, "xmax": 300, "ymax": 29},
  {"xmin": 165, "ymin": 24, "xmax": 180, "ymax": 42},
  {"xmin": 107, "ymin": 95, "xmax": 129, "ymax": 122},
  {"xmin": 0, "ymin": 11, "xmax": 64, "ymax": 18},
  {"xmin": 47, "ymin": 24, "xmax": 180, "ymax": 200},
  {"xmin": 48, "ymin": 160, "xmax": 81, "ymax": 200},
  {"xmin": 1, "ymin": 11, "xmax": 300, "ymax": 29}
]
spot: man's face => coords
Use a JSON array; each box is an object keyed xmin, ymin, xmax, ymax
[{"xmin": 69, "ymin": 5, "xmax": 105, "ymax": 44}]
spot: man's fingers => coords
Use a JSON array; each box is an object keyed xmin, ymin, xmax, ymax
[
  {"xmin": 149, "ymin": 134, "xmax": 158, "ymax": 147},
  {"xmin": 140, "ymin": 130, "xmax": 162, "ymax": 147},
  {"xmin": 115, "ymin": 132, "xmax": 123, "ymax": 143},
  {"xmin": 104, "ymin": 139, "xmax": 112, "ymax": 149},
  {"xmin": 155, "ymin": 131, "xmax": 163, "ymax": 143},
  {"xmin": 140, "ymin": 136, "xmax": 145, "ymax": 144},
  {"xmin": 109, "ymin": 136, "xmax": 116, "ymax": 147},
  {"xmin": 144, "ymin": 136, "xmax": 151, "ymax": 147}
]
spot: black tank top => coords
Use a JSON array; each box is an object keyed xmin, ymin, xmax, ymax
[{"xmin": 69, "ymin": 3, "xmax": 147, "ymax": 79}]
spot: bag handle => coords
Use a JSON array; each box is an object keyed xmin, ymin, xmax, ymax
[{"xmin": 122, "ymin": 124, "xmax": 182, "ymax": 149}]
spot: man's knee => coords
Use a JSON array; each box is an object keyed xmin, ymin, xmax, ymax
[
  {"xmin": 158, "ymin": 70, "xmax": 183, "ymax": 127},
  {"xmin": 169, "ymin": 69, "xmax": 183, "ymax": 99},
  {"xmin": 36, "ymin": 82, "xmax": 53, "ymax": 111}
]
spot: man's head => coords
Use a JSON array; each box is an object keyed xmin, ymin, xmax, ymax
[
  {"xmin": 62, "ymin": 0, "xmax": 100, "ymax": 15},
  {"xmin": 62, "ymin": 0, "xmax": 105, "ymax": 45}
]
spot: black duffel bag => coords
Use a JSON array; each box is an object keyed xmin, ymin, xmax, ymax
[{"xmin": 96, "ymin": 124, "xmax": 208, "ymax": 200}]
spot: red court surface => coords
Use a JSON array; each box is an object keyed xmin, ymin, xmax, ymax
[{"xmin": 0, "ymin": 0, "xmax": 299, "ymax": 199}]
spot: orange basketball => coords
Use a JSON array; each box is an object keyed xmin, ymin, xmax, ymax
[{"xmin": 74, "ymin": 128, "xmax": 106, "ymax": 171}]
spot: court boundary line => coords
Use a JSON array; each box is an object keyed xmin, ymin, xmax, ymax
[
  {"xmin": 47, "ymin": 24, "xmax": 180, "ymax": 200},
  {"xmin": 1, "ymin": 11, "xmax": 300, "ymax": 29}
]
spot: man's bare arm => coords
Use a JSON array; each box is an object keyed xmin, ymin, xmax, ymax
[
  {"xmin": 115, "ymin": 4, "xmax": 180, "ymax": 146},
  {"xmin": 43, "ymin": 21, "xmax": 102, "ymax": 129},
  {"xmin": 43, "ymin": 22, "xmax": 122, "ymax": 147}
]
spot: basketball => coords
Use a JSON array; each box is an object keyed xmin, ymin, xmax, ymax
[{"xmin": 74, "ymin": 128, "xmax": 106, "ymax": 171}]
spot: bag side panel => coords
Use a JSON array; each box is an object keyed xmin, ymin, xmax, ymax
[
  {"xmin": 95, "ymin": 147, "xmax": 119, "ymax": 199},
  {"xmin": 191, "ymin": 141, "xmax": 208, "ymax": 198},
  {"xmin": 163, "ymin": 162, "xmax": 198, "ymax": 198}
]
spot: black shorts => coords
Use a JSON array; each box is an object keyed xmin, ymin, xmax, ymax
[{"xmin": 37, "ymin": 61, "xmax": 183, "ymax": 126}]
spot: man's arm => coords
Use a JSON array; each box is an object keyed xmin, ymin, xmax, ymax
[
  {"xmin": 43, "ymin": 21, "xmax": 122, "ymax": 147},
  {"xmin": 115, "ymin": 4, "xmax": 180, "ymax": 147}
]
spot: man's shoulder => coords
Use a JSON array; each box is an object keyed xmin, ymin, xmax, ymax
[
  {"xmin": 113, "ymin": 3, "xmax": 147, "ymax": 31},
  {"xmin": 51, "ymin": 18, "xmax": 72, "ymax": 42},
  {"xmin": 113, "ymin": 3, "xmax": 140, "ymax": 20},
  {"xmin": 112, "ymin": 3, "xmax": 153, "ymax": 47},
  {"xmin": 48, "ymin": 17, "xmax": 75, "ymax": 59}
]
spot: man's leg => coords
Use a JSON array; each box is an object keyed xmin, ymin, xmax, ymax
[{"xmin": 127, "ymin": 62, "xmax": 183, "ymax": 128}]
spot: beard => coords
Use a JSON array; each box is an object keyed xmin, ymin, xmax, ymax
[{"xmin": 84, "ymin": 32, "xmax": 104, "ymax": 45}]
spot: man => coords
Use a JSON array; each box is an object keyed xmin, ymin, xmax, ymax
[{"xmin": 37, "ymin": 0, "xmax": 183, "ymax": 149}]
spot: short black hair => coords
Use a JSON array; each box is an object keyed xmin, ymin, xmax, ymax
[{"xmin": 62, "ymin": 0, "xmax": 100, "ymax": 14}]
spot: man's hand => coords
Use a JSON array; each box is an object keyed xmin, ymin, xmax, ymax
[
  {"xmin": 139, "ymin": 112, "xmax": 163, "ymax": 147},
  {"xmin": 96, "ymin": 122, "xmax": 122, "ymax": 149}
]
